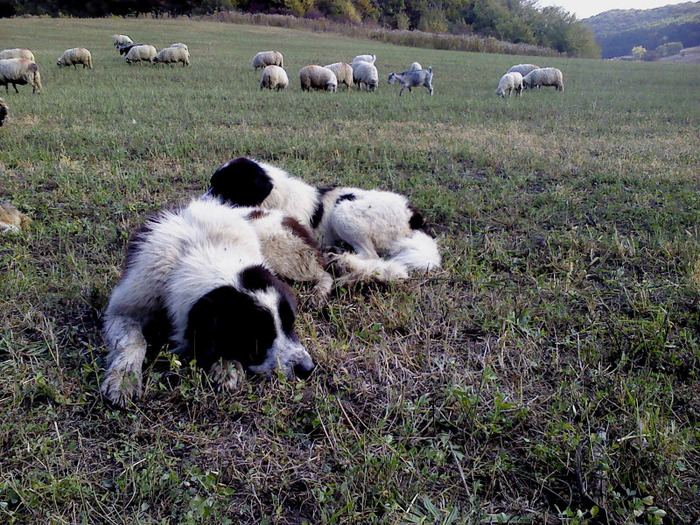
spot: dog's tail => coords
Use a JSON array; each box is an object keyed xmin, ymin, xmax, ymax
[
  {"xmin": 388, "ymin": 230, "xmax": 441, "ymax": 272},
  {"xmin": 330, "ymin": 253, "xmax": 409, "ymax": 285}
]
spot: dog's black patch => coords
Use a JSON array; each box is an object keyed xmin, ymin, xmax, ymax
[
  {"xmin": 335, "ymin": 193, "xmax": 356, "ymax": 204},
  {"xmin": 184, "ymin": 285, "xmax": 276, "ymax": 372},
  {"xmin": 310, "ymin": 188, "xmax": 332, "ymax": 229},
  {"xmin": 209, "ymin": 158, "xmax": 273, "ymax": 207},
  {"xmin": 240, "ymin": 264, "xmax": 277, "ymax": 292},
  {"xmin": 408, "ymin": 206, "xmax": 425, "ymax": 230}
]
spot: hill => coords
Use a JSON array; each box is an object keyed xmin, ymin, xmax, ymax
[{"xmin": 583, "ymin": 1, "xmax": 700, "ymax": 58}]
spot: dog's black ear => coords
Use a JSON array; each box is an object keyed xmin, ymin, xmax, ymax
[
  {"xmin": 209, "ymin": 158, "xmax": 274, "ymax": 207},
  {"xmin": 408, "ymin": 206, "xmax": 425, "ymax": 230},
  {"xmin": 184, "ymin": 285, "xmax": 275, "ymax": 371}
]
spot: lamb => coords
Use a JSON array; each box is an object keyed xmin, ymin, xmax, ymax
[
  {"xmin": 125, "ymin": 44, "xmax": 157, "ymax": 65},
  {"xmin": 153, "ymin": 46, "xmax": 190, "ymax": 66},
  {"xmin": 252, "ymin": 51, "xmax": 284, "ymax": 70},
  {"xmin": 495, "ymin": 72, "xmax": 522, "ymax": 98},
  {"xmin": 507, "ymin": 63, "xmax": 539, "ymax": 77},
  {"xmin": 352, "ymin": 61, "xmax": 378, "ymax": 91},
  {"xmin": 0, "ymin": 48, "xmax": 35, "ymax": 62},
  {"xmin": 387, "ymin": 67, "xmax": 433, "ymax": 96},
  {"xmin": 299, "ymin": 65, "xmax": 337, "ymax": 92},
  {"xmin": 0, "ymin": 58, "xmax": 42, "ymax": 94},
  {"xmin": 522, "ymin": 67, "xmax": 564, "ymax": 91},
  {"xmin": 409, "ymin": 62, "xmax": 422, "ymax": 71},
  {"xmin": 112, "ymin": 34, "xmax": 133, "ymax": 47},
  {"xmin": 351, "ymin": 54, "xmax": 376, "ymax": 65},
  {"xmin": 117, "ymin": 43, "xmax": 138, "ymax": 56},
  {"xmin": 0, "ymin": 97, "xmax": 6, "ymax": 127},
  {"xmin": 260, "ymin": 65, "xmax": 288, "ymax": 91},
  {"xmin": 57, "ymin": 48, "xmax": 93, "ymax": 69},
  {"xmin": 323, "ymin": 62, "xmax": 354, "ymax": 90}
]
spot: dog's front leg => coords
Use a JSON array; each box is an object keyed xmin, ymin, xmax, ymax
[{"xmin": 101, "ymin": 315, "xmax": 148, "ymax": 407}]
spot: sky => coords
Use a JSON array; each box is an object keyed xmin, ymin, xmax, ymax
[{"xmin": 535, "ymin": 0, "xmax": 693, "ymax": 19}]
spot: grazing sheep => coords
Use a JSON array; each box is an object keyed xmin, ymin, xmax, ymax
[
  {"xmin": 117, "ymin": 43, "xmax": 138, "ymax": 56},
  {"xmin": 0, "ymin": 58, "xmax": 42, "ymax": 94},
  {"xmin": 0, "ymin": 200, "xmax": 31, "ymax": 233},
  {"xmin": 252, "ymin": 50, "xmax": 284, "ymax": 70},
  {"xmin": 522, "ymin": 67, "xmax": 564, "ymax": 91},
  {"xmin": 125, "ymin": 44, "xmax": 157, "ymax": 65},
  {"xmin": 495, "ymin": 72, "xmax": 522, "ymax": 98},
  {"xmin": 387, "ymin": 67, "xmax": 433, "ymax": 96},
  {"xmin": 351, "ymin": 54, "xmax": 376, "ymax": 65},
  {"xmin": 0, "ymin": 48, "xmax": 35, "ymax": 62},
  {"xmin": 169, "ymin": 43, "xmax": 188, "ymax": 50},
  {"xmin": 0, "ymin": 97, "xmax": 6, "ymax": 127},
  {"xmin": 260, "ymin": 65, "xmax": 289, "ymax": 91},
  {"xmin": 153, "ymin": 46, "xmax": 190, "ymax": 67},
  {"xmin": 112, "ymin": 34, "xmax": 133, "ymax": 47},
  {"xmin": 323, "ymin": 62, "xmax": 354, "ymax": 90},
  {"xmin": 352, "ymin": 61, "xmax": 379, "ymax": 91},
  {"xmin": 57, "ymin": 48, "xmax": 93, "ymax": 69},
  {"xmin": 409, "ymin": 62, "xmax": 422, "ymax": 71},
  {"xmin": 507, "ymin": 63, "xmax": 539, "ymax": 77},
  {"xmin": 299, "ymin": 65, "xmax": 337, "ymax": 92}
]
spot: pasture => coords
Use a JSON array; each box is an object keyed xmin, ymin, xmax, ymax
[{"xmin": 1, "ymin": 16, "xmax": 699, "ymax": 524}]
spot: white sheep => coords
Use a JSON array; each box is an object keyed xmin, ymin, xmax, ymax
[
  {"xmin": 351, "ymin": 54, "xmax": 376, "ymax": 65},
  {"xmin": 352, "ymin": 61, "xmax": 378, "ymax": 91},
  {"xmin": 111, "ymin": 34, "xmax": 133, "ymax": 47},
  {"xmin": 522, "ymin": 67, "xmax": 564, "ymax": 91},
  {"xmin": 125, "ymin": 44, "xmax": 157, "ymax": 65},
  {"xmin": 0, "ymin": 97, "xmax": 7, "ymax": 127},
  {"xmin": 323, "ymin": 62, "xmax": 354, "ymax": 90},
  {"xmin": 252, "ymin": 50, "xmax": 284, "ymax": 70},
  {"xmin": 57, "ymin": 48, "xmax": 93, "ymax": 69},
  {"xmin": 495, "ymin": 72, "xmax": 522, "ymax": 98},
  {"xmin": 260, "ymin": 65, "xmax": 288, "ymax": 91},
  {"xmin": 0, "ymin": 48, "xmax": 35, "ymax": 62},
  {"xmin": 507, "ymin": 64, "xmax": 539, "ymax": 77},
  {"xmin": 0, "ymin": 58, "xmax": 42, "ymax": 94},
  {"xmin": 169, "ymin": 43, "xmax": 188, "ymax": 50},
  {"xmin": 387, "ymin": 67, "xmax": 433, "ymax": 96},
  {"xmin": 153, "ymin": 46, "xmax": 190, "ymax": 66},
  {"xmin": 299, "ymin": 65, "xmax": 337, "ymax": 92},
  {"xmin": 409, "ymin": 62, "xmax": 422, "ymax": 71}
]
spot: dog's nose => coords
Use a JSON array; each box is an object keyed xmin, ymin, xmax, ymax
[{"xmin": 293, "ymin": 363, "xmax": 315, "ymax": 380}]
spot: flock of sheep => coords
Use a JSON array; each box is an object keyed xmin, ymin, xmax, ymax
[
  {"xmin": 112, "ymin": 34, "xmax": 191, "ymax": 66},
  {"xmin": 495, "ymin": 63, "xmax": 565, "ymax": 98}
]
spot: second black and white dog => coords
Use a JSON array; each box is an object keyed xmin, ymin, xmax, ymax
[
  {"xmin": 206, "ymin": 158, "xmax": 441, "ymax": 284},
  {"xmin": 101, "ymin": 198, "xmax": 316, "ymax": 407}
]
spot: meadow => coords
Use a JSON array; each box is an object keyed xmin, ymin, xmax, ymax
[{"xmin": 0, "ymin": 16, "xmax": 699, "ymax": 524}]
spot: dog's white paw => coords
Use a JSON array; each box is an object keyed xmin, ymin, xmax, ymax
[
  {"xmin": 209, "ymin": 360, "xmax": 245, "ymax": 391},
  {"xmin": 101, "ymin": 366, "xmax": 143, "ymax": 407}
]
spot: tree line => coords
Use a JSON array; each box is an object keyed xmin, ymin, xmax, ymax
[{"xmin": 0, "ymin": 0, "xmax": 601, "ymax": 57}]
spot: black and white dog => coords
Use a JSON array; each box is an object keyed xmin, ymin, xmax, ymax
[
  {"xmin": 206, "ymin": 158, "xmax": 441, "ymax": 284},
  {"xmin": 101, "ymin": 198, "xmax": 316, "ymax": 407}
]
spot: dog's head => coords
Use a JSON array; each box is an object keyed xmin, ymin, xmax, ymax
[
  {"xmin": 184, "ymin": 264, "xmax": 314, "ymax": 380},
  {"xmin": 207, "ymin": 157, "xmax": 273, "ymax": 207}
]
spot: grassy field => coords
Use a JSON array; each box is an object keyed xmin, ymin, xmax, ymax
[{"xmin": 1, "ymin": 16, "xmax": 699, "ymax": 525}]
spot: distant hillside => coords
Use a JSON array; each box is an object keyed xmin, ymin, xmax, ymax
[{"xmin": 583, "ymin": 1, "xmax": 700, "ymax": 58}]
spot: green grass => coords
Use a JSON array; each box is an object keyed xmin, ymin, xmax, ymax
[{"xmin": 1, "ymin": 16, "xmax": 699, "ymax": 524}]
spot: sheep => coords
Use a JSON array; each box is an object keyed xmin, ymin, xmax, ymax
[
  {"xmin": 117, "ymin": 43, "xmax": 138, "ymax": 56},
  {"xmin": 351, "ymin": 54, "xmax": 376, "ymax": 65},
  {"xmin": 57, "ymin": 48, "xmax": 93, "ymax": 69},
  {"xmin": 125, "ymin": 44, "xmax": 157, "ymax": 65},
  {"xmin": 169, "ymin": 43, "xmax": 188, "ymax": 50},
  {"xmin": 507, "ymin": 63, "xmax": 539, "ymax": 77},
  {"xmin": 252, "ymin": 51, "xmax": 284, "ymax": 70},
  {"xmin": 299, "ymin": 65, "xmax": 337, "ymax": 92},
  {"xmin": 495, "ymin": 72, "xmax": 522, "ymax": 98},
  {"xmin": 0, "ymin": 48, "xmax": 35, "ymax": 62},
  {"xmin": 0, "ymin": 58, "xmax": 42, "ymax": 94},
  {"xmin": 409, "ymin": 62, "xmax": 422, "ymax": 71},
  {"xmin": 352, "ymin": 60, "xmax": 379, "ymax": 91},
  {"xmin": 387, "ymin": 67, "xmax": 433, "ymax": 96},
  {"xmin": 260, "ymin": 65, "xmax": 288, "ymax": 91},
  {"xmin": 522, "ymin": 67, "xmax": 564, "ymax": 91},
  {"xmin": 0, "ymin": 97, "xmax": 7, "ymax": 127},
  {"xmin": 152, "ymin": 46, "xmax": 190, "ymax": 67},
  {"xmin": 323, "ymin": 62, "xmax": 354, "ymax": 90},
  {"xmin": 0, "ymin": 200, "xmax": 31, "ymax": 233},
  {"xmin": 112, "ymin": 34, "xmax": 133, "ymax": 47}
]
